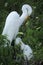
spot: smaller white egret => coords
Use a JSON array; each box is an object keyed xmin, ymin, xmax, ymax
[
  {"xmin": 15, "ymin": 37, "xmax": 33, "ymax": 60},
  {"xmin": 2, "ymin": 4, "xmax": 32, "ymax": 46}
]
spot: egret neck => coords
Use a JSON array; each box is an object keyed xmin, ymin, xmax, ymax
[{"xmin": 19, "ymin": 13, "xmax": 28, "ymax": 27}]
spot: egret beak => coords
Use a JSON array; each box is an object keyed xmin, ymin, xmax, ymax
[
  {"xmin": 24, "ymin": 16, "xmax": 30, "ymax": 25},
  {"xmin": 25, "ymin": 16, "xmax": 30, "ymax": 21}
]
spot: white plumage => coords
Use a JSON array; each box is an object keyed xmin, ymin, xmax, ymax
[
  {"xmin": 15, "ymin": 37, "xmax": 33, "ymax": 60},
  {"xmin": 2, "ymin": 11, "xmax": 20, "ymax": 44},
  {"xmin": 2, "ymin": 4, "xmax": 32, "ymax": 46}
]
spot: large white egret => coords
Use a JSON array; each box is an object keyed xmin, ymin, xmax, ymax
[
  {"xmin": 15, "ymin": 37, "xmax": 33, "ymax": 60},
  {"xmin": 2, "ymin": 11, "xmax": 20, "ymax": 44},
  {"xmin": 2, "ymin": 4, "xmax": 32, "ymax": 46}
]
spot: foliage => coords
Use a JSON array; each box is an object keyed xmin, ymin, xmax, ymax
[{"xmin": 0, "ymin": 35, "xmax": 24, "ymax": 65}]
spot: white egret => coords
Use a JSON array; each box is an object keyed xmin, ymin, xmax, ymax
[
  {"xmin": 2, "ymin": 4, "xmax": 32, "ymax": 46},
  {"xmin": 2, "ymin": 11, "xmax": 20, "ymax": 45},
  {"xmin": 15, "ymin": 37, "xmax": 33, "ymax": 60}
]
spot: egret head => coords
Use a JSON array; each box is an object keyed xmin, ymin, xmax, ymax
[
  {"xmin": 15, "ymin": 37, "xmax": 22, "ymax": 45},
  {"xmin": 22, "ymin": 4, "xmax": 32, "ymax": 16}
]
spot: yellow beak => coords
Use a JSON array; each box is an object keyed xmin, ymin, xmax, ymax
[
  {"xmin": 24, "ymin": 16, "xmax": 30, "ymax": 25},
  {"xmin": 25, "ymin": 16, "xmax": 30, "ymax": 21}
]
